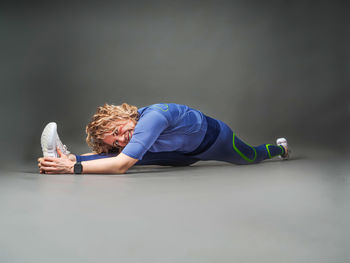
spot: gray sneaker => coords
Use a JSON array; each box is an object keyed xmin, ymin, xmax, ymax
[{"xmin": 41, "ymin": 122, "xmax": 70, "ymax": 157}]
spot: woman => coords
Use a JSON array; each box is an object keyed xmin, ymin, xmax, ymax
[{"xmin": 38, "ymin": 103, "xmax": 289, "ymax": 174}]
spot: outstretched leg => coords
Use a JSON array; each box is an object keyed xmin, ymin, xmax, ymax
[
  {"xmin": 75, "ymin": 153, "xmax": 118, "ymax": 162},
  {"xmin": 194, "ymin": 120, "xmax": 287, "ymax": 165}
]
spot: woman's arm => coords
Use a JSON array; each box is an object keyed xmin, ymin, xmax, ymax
[
  {"xmin": 38, "ymin": 148, "xmax": 138, "ymax": 174},
  {"xmin": 80, "ymin": 153, "xmax": 138, "ymax": 174},
  {"xmin": 80, "ymin": 152, "xmax": 99, "ymax": 156}
]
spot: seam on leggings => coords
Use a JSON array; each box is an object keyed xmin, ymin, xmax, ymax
[
  {"xmin": 232, "ymin": 134, "xmax": 257, "ymax": 162},
  {"xmin": 266, "ymin": 144, "xmax": 283, "ymax": 158},
  {"xmin": 266, "ymin": 144, "xmax": 272, "ymax": 159}
]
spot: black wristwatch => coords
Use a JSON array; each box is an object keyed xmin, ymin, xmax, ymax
[{"xmin": 74, "ymin": 162, "xmax": 83, "ymax": 174}]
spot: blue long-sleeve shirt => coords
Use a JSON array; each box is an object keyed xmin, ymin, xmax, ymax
[{"xmin": 122, "ymin": 103, "xmax": 208, "ymax": 160}]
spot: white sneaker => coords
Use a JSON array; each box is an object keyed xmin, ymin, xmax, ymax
[
  {"xmin": 41, "ymin": 122, "xmax": 70, "ymax": 157},
  {"xmin": 276, "ymin": 137, "xmax": 289, "ymax": 160}
]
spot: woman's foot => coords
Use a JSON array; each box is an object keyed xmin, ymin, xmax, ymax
[
  {"xmin": 41, "ymin": 122, "xmax": 71, "ymax": 157},
  {"xmin": 276, "ymin": 137, "xmax": 289, "ymax": 160}
]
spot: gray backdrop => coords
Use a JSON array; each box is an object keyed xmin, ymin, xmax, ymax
[{"xmin": 1, "ymin": 0, "xmax": 349, "ymax": 168}]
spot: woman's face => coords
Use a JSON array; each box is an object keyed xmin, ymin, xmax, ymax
[{"xmin": 102, "ymin": 119, "xmax": 136, "ymax": 148}]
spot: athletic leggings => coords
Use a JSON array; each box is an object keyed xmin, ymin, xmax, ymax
[{"xmin": 76, "ymin": 120, "xmax": 284, "ymax": 166}]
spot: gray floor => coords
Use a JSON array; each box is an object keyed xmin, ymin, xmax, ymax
[{"xmin": 1, "ymin": 149, "xmax": 349, "ymax": 263}]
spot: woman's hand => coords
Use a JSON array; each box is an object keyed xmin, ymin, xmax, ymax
[{"xmin": 38, "ymin": 148, "xmax": 75, "ymax": 174}]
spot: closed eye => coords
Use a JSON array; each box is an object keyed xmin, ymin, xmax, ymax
[
  {"xmin": 112, "ymin": 130, "xmax": 119, "ymax": 147},
  {"xmin": 113, "ymin": 140, "xmax": 119, "ymax": 147}
]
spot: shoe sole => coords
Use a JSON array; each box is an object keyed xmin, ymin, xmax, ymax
[{"xmin": 41, "ymin": 122, "xmax": 58, "ymax": 157}]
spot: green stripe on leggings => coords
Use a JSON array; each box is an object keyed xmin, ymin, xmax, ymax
[
  {"xmin": 265, "ymin": 144, "xmax": 272, "ymax": 159},
  {"xmin": 266, "ymin": 144, "xmax": 284, "ymax": 158},
  {"xmin": 232, "ymin": 134, "xmax": 257, "ymax": 162}
]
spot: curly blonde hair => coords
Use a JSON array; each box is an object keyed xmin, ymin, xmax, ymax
[{"xmin": 86, "ymin": 103, "xmax": 139, "ymax": 154}]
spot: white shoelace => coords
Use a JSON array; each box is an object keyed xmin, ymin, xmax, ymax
[{"xmin": 56, "ymin": 135, "xmax": 70, "ymax": 155}]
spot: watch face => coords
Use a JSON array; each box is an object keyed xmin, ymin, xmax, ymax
[{"xmin": 74, "ymin": 163, "xmax": 83, "ymax": 174}]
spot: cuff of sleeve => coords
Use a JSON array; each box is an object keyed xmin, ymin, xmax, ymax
[{"xmin": 122, "ymin": 142, "xmax": 146, "ymax": 160}]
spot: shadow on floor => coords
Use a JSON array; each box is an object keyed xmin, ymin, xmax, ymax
[{"xmin": 15, "ymin": 154, "xmax": 307, "ymax": 176}]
